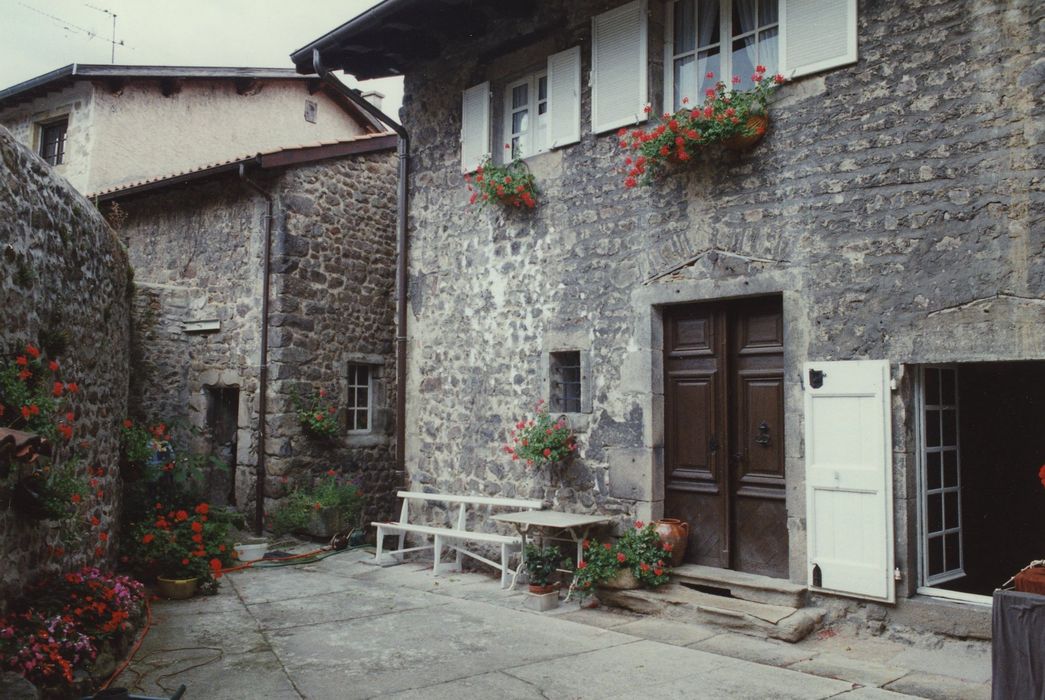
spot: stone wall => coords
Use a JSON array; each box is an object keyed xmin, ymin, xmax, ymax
[
  {"xmin": 119, "ymin": 148, "xmax": 400, "ymax": 528},
  {"xmin": 0, "ymin": 126, "xmax": 131, "ymax": 604},
  {"xmin": 398, "ymin": 0, "xmax": 1043, "ymax": 591}
]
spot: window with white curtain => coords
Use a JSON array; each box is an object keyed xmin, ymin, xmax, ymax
[
  {"xmin": 504, "ymin": 72, "xmax": 549, "ymax": 160},
  {"xmin": 668, "ymin": 0, "xmax": 780, "ymax": 110}
]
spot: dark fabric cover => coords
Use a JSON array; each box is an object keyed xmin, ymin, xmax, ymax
[{"xmin": 993, "ymin": 590, "xmax": 1045, "ymax": 699}]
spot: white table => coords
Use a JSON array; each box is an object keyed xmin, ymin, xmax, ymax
[{"xmin": 491, "ymin": 510, "xmax": 614, "ymax": 592}]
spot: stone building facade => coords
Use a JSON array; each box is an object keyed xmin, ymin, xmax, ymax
[
  {"xmin": 104, "ymin": 136, "xmax": 401, "ymax": 527},
  {"xmin": 0, "ymin": 126, "xmax": 131, "ymax": 603},
  {"xmin": 0, "ymin": 65, "xmax": 380, "ymax": 195},
  {"xmin": 295, "ymin": 0, "xmax": 1043, "ymax": 616}
]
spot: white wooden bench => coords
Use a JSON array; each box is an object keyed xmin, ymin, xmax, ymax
[{"xmin": 373, "ymin": 491, "xmax": 544, "ymax": 588}]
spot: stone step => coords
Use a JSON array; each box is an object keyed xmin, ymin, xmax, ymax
[
  {"xmin": 671, "ymin": 564, "xmax": 808, "ymax": 609},
  {"xmin": 597, "ymin": 584, "xmax": 824, "ymax": 643}
]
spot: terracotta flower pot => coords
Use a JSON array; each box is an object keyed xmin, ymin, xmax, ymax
[
  {"xmin": 722, "ymin": 113, "xmax": 769, "ymax": 151},
  {"xmin": 528, "ymin": 582, "xmax": 558, "ymax": 595},
  {"xmin": 599, "ymin": 568, "xmax": 640, "ymax": 590},
  {"xmin": 654, "ymin": 518, "xmax": 689, "ymax": 568},
  {"xmin": 156, "ymin": 576, "xmax": 199, "ymax": 600}
]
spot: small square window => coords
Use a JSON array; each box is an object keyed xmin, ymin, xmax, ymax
[
  {"xmin": 39, "ymin": 118, "xmax": 68, "ymax": 166},
  {"xmin": 346, "ymin": 364, "xmax": 372, "ymax": 432},
  {"xmin": 550, "ymin": 351, "xmax": 582, "ymax": 413}
]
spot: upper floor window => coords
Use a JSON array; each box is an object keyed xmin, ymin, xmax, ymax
[
  {"xmin": 504, "ymin": 72, "xmax": 549, "ymax": 160},
  {"xmin": 668, "ymin": 0, "xmax": 779, "ymax": 111},
  {"xmin": 39, "ymin": 118, "xmax": 68, "ymax": 166}
]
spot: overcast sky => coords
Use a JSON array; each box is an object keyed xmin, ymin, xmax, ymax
[{"xmin": 0, "ymin": 0, "xmax": 404, "ymax": 117}]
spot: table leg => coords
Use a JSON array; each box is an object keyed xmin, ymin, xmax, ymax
[{"xmin": 507, "ymin": 526, "xmax": 527, "ymax": 591}]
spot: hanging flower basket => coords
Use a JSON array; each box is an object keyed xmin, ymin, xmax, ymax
[
  {"xmin": 722, "ymin": 113, "xmax": 770, "ymax": 151},
  {"xmin": 464, "ymin": 156, "xmax": 538, "ymax": 210}
]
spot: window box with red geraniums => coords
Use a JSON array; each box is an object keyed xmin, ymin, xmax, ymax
[
  {"xmin": 503, "ymin": 398, "xmax": 577, "ymax": 469},
  {"xmin": 619, "ymin": 67, "xmax": 786, "ymax": 187},
  {"xmin": 464, "ymin": 153, "xmax": 538, "ymax": 211},
  {"xmin": 571, "ymin": 521, "xmax": 673, "ymax": 596}
]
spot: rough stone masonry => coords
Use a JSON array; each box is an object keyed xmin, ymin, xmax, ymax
[{"xmin": 397, "ymin": 0, "xmax": 1043, "ymax": 593}]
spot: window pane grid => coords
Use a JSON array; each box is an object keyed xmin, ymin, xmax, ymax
[
  {"xmin": 550, "ymin": 351, "xmax": 582, "ymax": 413},
  {"xmin": 921, "ymin": 366, "xmax": 963, "ymax": 584},
  {"xmin": 346, "ymin": 364, "xmax": 371, "ymax": 433}
]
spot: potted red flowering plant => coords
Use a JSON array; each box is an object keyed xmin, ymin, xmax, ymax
[
  {"xmin": 503, "ymin": 399, "xmax": 577, "ymax": 469},
  {"xmin": 127, "ymin": 501, "xmax": 234, "ymax": 597},
  {"xmin": 619, "ymin": 67, "xmax": 786, "ymax": 186},
  {"xmin": 572, "ymin": 521, "xmax": 672, "ymax": 596},
  {"xmin": 464, "ymin": 154, "xmax": 538, "ymax": 210}
]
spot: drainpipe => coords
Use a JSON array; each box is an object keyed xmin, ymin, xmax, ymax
[
  {"xmin": 239, "ymin": 161, "xmax": 272, "ymax": 536},
  {"xmin": 314, "ymin": 51, "xmax": 411, "ymax": 474}
]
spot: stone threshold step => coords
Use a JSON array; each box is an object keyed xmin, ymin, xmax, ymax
[
  {"xmin": 671, "ymin": 564, "xmax": 808, "ymax": 609},
  {"xmin": 598, "ymin": 583, "xmax": 824, "ymax": 643}
]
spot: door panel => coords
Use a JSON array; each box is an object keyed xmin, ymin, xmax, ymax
[{"xmin": 664, "ymin": 297, "xmax": 787, "ymax": 577}]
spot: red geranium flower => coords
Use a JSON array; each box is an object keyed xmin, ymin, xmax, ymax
[
  {"xmin": 195, "ymin": 503, "xmax": 209, "ymax": 515},
  {"xmin": 66, "ymin": 382, "xmax": 79, "ymax": 393}
]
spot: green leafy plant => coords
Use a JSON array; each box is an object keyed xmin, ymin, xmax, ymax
[
  {"xmin": 292, "ymin": 387, "xmax": 340, "ymax": 438},
  {"xmin": 573, "ymin": 521, "xmax": 672, "ymax": 594},
  {"xmin": 524, "ymin": 543, "xmax": 562, "ymax": 586},
  {"xmin": 619, "ymin": 67, "xmax": 786, "ymax": 186},
  {"xmin": 504, "ymin": 398, "xmax": 577, "ymax": 468},
  {"xmin": 270, "ymin": 470, "xmax": 362, "ymax": 536},
  {"xmin": 464, "ymin": 156, "xmax": 537, "ymax": 210},
  {"xmin": 13, "ymin": 459, "xmax": 88, "ymax": 521}
]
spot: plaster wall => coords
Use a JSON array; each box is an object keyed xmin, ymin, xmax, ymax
[
  {"xmin": 398, "ymin": 0, "xmax": 1044, "ymax": 594},
  {"xmin": 0, "ymin": 82, "xmax": 97, "ymax": 193}
]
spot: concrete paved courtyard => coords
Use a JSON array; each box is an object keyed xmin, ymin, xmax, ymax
[{"xmin": 121, "ymin": 548, "xmax": 991, "ymax": 699}]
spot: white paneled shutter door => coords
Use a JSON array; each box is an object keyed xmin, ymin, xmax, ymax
[
  {"xmin": 460, "ymin": 81, "xmax": 490, "ymax": 173},
  {"xmin": 780, "ymin": 0, "xmax": 858, "ymax": 79},
  {"xmin": 591, "ymin": 0, "xmax": 647, "ymax": 134},
  {"xmin": 547, "ymin": 46, "xmax": 581, "ymax": 148},
  {"xmin": 804, "ymin": 360, "xmax": 895, "ymax": 602}
]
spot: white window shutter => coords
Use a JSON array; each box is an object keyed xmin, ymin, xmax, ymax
[
  {"xmin": 547, "ymin": 46, "xmax": 581, "ymax": 148},
  {"xmin": 460, "ymin": 81, "xmax": 490, "ymax": 173},
  {"xmin": 780, "ymin": 0, "xmax": 858, "ymax": 79},
  {"xmin": 591, "ymin": 0, "xmax": 648, "ymax": 134},
  {"xmin": 804, "ymin": 360, "xmax": 895, "ymax": 603}
]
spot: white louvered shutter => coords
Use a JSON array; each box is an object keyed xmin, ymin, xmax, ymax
[
  {"xmin": 780, "ymin": 0, "xmax": 858, "ymax": 79},
  {"xmin": 591, "ymin": 0, "xmax": 648, "ymax": 134},
  {"xmin": 547, "ymin": 46, "xmax": 581, "ymax": 148},
  {"xmin": 804, "ymin": 360, "xmax": 895, "ymax": 603},
  {"xmin": 460, "ymin": 81, "xmax": 490, "ymax": 173}
]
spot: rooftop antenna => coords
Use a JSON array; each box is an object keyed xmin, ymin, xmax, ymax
[{"xmin": 84, "ymin": 4, "xmax": 122, "ymax": 63}]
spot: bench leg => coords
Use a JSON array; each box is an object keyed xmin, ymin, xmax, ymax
[
  {"xmin": 375, "ymin": 526, "xmax": 385, "ymax": 563},
  {"xmin": 432, "ymin": 534, "xmax": 443, "ymax": 576},
  {"xmin": 500, "ymin": 543, "xmax": 510, "ymax": 589}
]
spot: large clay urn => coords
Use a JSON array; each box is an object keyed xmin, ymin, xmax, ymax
[{"xmin": 654, "ymin": 519, "xmax": 689, "ymax": 567}]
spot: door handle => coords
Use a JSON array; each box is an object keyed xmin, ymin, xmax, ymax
[{"xmin": 755, "ymin": 420, "xmax": 771, "ymax": 447}]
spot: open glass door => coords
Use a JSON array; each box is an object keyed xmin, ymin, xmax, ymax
[{"xmin": 918, "ymin": 366, "xmax": 964, "ymax": 586}]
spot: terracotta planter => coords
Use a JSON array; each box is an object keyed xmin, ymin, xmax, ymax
[
  {"xmin": 654, "ymin": 518, "xmax": 690, "ymax": 568},
  {"xmin": 599, "ymin": 568, "xmax": 640, "ymax": 590},
  {"xmin": 156, "ymin": 576, "xmax": 198, "ymax": 600},
  {"xmin": 722, "ymin": 113, "xmax": 769, "ymax": 151},
  {"xmin": 528, "ymin": 582, "xmax": 558, "ymax": 595}
]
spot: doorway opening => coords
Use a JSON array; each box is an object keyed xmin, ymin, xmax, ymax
[
  {"xmin": 662, "ymin": 295, "xmax": 787, "ymax": 578},
  {"xmin": 917, "ymin": 362, "xmax": 1045, "ymax": 599},
  {"xmin": 204, "ymin": 386, "xmax": 239, "ymax": 506}
]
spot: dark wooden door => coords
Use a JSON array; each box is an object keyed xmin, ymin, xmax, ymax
[{"xmin": 663, "ymin": 297, "xmax": 787, "ymax": 578}]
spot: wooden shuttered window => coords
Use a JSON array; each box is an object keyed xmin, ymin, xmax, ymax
[
  {"xmin": 780, "ymin": 0, "xmax": 858, "ymax": 79},
  {"xmin": 591, "ymin": 0, "xmax": 648, "ymax": 134},
  {"xmin": 804, "ymin": 360, "xmax": 895, "ymax": 603},
  {"xmin": 460, "ymin": 81, "xmax": 491, "ymax": 173},
  {"xmin": 546, "ymin": 46, "xmax": 582, "ymax": 149}
]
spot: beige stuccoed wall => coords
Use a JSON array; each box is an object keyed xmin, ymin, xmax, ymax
[
  {"xmin": 0, "ymin": 78, "xmax": 369, "ymax": 195},
  {"xmin": 87, "ymin": 80, "xmax": 367, "ymax": 193},
  {"xmin": 0, "ymin": 82, "xmax": 97, "ymax": 193}
]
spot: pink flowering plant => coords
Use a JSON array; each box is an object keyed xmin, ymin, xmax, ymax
[
  {"xmin": 292, "ymin": 387, "xmax": 340, "ymax": 438},
  {"xmin": 504, "ymin": 399, "xmax": 576, "ymax": 467},
  {"xmin": 572, "ymin": 521, "xmax": 673, "ymax": 594},
  {"xmin": 464, "ymin": 155, "xmax": 537, "ymax": 210},
  {"xmin": 619, "ymin": 67, "xmax": 786, "ymax": 186}
]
